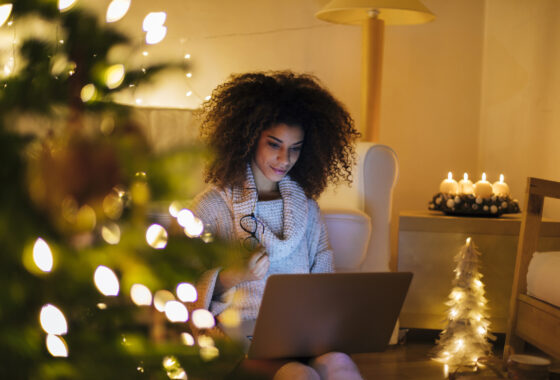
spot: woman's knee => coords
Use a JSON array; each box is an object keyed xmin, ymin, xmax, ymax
[
  {"xmin": 273, "ymin": 361, "xmax": 320, "ymax": 380},
  {"xmin": 310, "ymin": 352, "xmax": 363, "ymax": 380}
]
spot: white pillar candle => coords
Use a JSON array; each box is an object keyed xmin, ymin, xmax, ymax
[
  {"xmin": 458, "ymin": 173, "xmax": 474, "ymax": 195},
  {"xmin": 474, "ymin": 173, "xmax": 494, "ymax": 198},
  {"xmin": 439, "ymin": 172, "xmax": 458, "ymax": 195},
  {"xmin": 492, "ymin": 174, "xmax": 510, "ymax": 196}
]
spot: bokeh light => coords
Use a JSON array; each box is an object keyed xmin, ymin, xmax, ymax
[
  {"xmin": 192, "ymin": 309, "xmax": 215, "ymax": 329},
  {"xmin": 143, "ymin": 12, "xmax": 167, "ymax": 45},
  {"xmin": 40, "ymin": 304, "xmax": 68, "ymax": 335},
  {"xmin": 33, "ymin": 238, "xmax": 53, "ymax": 272},
  {"xmin": 58, "ymin": 0, "xmax": 77, "ymax": 12},
  {"xmin": 164, "ymin": 301, "xmax": 189, "ymax": 323},
  {"xmin": 176, "ymin": 209, "xmax": 194, "ymax": 227},
  {"xmin": 94, "ymin": 265, "xmax": 120, "ymax": 296},
  {"xmin": 80, "ymin": 83, "xmax": 97, "ymax": 103},
  {"xmin": 154, "ymin": 290, "xmax": 175, "ymax": 312},
  {"xmin": 101, "ymin": 223, "xmax": 121, "ymax": 245},
  {"xmin": 219, "ymin": 309, "xmax": 241, "ymax": 328},
  {"xmin": 145, "ymin": 224, "xmax": 168, "ymax": 249},
  {"xmin": 130, "ymin": 283, "xmax": 152, "ymax": 306},
  {"xmin": 105, "ymin": 64, "xmax": 125, "ymax": 89},
  {"xmin": 106, "ymin": 0, "xmax": 131, "ymax": 23},
  {"xmin": 181, "ymin": 332, "xmax": 195, "ymax": 346},
  {"xmin": 184, "ymin": 217, "xmax": 204, "ymax": 238},
  {"xmin": 46, "ymin": 334, "xmax": 69, "ymax": 357},
  {"xmin": 0, "ymin": 4, "xmax": 13, "ymax": 28},
  {"xmin": 176, "ymin": 282, "xmax": 197, "ymax": 303}
]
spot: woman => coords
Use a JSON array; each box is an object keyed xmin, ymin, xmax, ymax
[{"xmin": 192, "ymin": 71, "xmax": 362, "ymax": 379}]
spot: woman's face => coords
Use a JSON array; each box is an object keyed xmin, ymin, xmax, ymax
[{"xmin": 252, "ymin": 123, "xmax": 304, "ymax": 184}]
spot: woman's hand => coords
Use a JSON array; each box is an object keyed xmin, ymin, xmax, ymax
[{"xmin": 215, "ymin": 251, "xmax": 270, "ymax": 294}]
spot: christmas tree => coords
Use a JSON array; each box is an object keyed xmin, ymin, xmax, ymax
[
  {"xmin": 0, "ymin": 1, "xmax": 249, "ymax": 378},
  {"xmin": 432, "ymin": 237, "xmax": 495, "ymax": 373}
]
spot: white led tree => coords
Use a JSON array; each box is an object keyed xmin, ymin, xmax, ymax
[{"xmin": 433, "ymin": 237, "xmax": 495, "ymax": 372}]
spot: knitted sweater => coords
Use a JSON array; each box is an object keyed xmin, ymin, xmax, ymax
[{"xmin": 191, "ymin": 167, "xmax": 334, "ymax": 321}]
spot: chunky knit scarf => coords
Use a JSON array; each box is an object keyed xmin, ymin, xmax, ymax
[{"xmin": 216, "ymin": 165, "xmax": 309, "ymax": 262}]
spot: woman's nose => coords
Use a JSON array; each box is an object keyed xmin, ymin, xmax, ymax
[{"xmin": 277, "ymin": 149, "xmax": 290, "ymax": 165}]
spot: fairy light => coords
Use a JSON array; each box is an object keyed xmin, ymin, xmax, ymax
[
  {"xmin": 101, "ymin": 223, "xmax": 121, "ymax": 245},
  {"xmin": 0, "ymin": 4, "xmax": 12, "ymax": 28},
  {"xmin": 185, "ymin": 72, "xmax": 192, "ymax": 78},
  {"xmin": 164, "ymin": 301, "xmax": 189, "ymax": 323},
  {"xmin": 105, "ymin": 64, "xmax": 125, "ymax": 89},
  {"xmin": 176, "ymin": 209, "xmax": 194, "ymax": 227},
  {"xmin": 40, "ymin": 304, "xmax": 68, "ymax": 335},
  {"xmin": 33, "ymin": 238, "xmax": 53, "ymax": 272},
  {"xmin": 106, "ymin": 0, "xmax": 131, "ymax": 23},
  {"xmin": 181, "ymin": 332, "xmax": 195, "ymax": 346},
  {"xmin": 168, "ymin": 201, "xmax": 182, "ymax": 217},
  {"xmin": 186, "ymin": 91, "xmax": 192, "ymax": 97},
  {"xmin": 143, "ymin": 12, "xmax": 167, "ymax": 45},
  {"xmin": 94, "ymin": 265, "xmax": 120, "ymax": 296},
  {"xmin": 46, "ymin": 334, "xmax": 69, "ymax": 357},
  {"xmin": 184, "ymin": 217, "xmax": 204, "ymax": 238},
  {"xmin": 176, "ymin": 282, "xmax": 197, "ymax": 303},
  {"xmin": 154, "ymin": 290, "xmax": 175, "ymax": 312},
  {"xmin": 477, "ymin": 326, "xmax": 486, "ymax": 335},
  {"xmin": 130, "ymin": 284, "xmax": 153, "ymax": 306},
  {"xmin": 80, "ymin": 83, "xmax": 97, "ymax": 103},
  {"xmin": 192, "ymin": 309, "xmax": 215, "ymax": 329},
  {"xmin": 58, "ymin": 0, "xmax": 77, "ymax": 12},
  {"xmin": 184, "ymin": 53, "xmax": 191, "ymax": 59},
  {"xmin": 219, "ymin": 309, "xmax": 241, "ymax": 328},
  {"xmin": 145, "ymin": 224, "xmax": 168, "ymax": 249}
]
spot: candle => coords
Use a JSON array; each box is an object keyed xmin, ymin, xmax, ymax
[
  {"xmin": 474, "ymin": 173, "xmax": 494, "ymax": 198},
  {"xmin": 492, "ymin": 174, "xmax": 510, "ymax": 196},
  {"xmin": 458, "ymin": 173, "xmax": 474, "ymax": 195},
  {"xmin": 439, "ymin": 172, "xmax": 458, "ymax": 195}
]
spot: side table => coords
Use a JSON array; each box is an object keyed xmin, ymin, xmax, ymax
[{"xmin": 396, "ymin": 210, "xmax": 560, "ymax": 332}]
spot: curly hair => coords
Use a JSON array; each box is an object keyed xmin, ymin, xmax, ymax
[{"xmin": 197, "ymin": 71, "xmax": 360, "ymax": 200}]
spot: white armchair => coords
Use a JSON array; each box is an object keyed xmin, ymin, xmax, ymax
[{"xmin": 318, "ymin": 142, "xmax": 399, "ymax": 273}]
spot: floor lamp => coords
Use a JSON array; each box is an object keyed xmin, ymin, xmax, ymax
[{"xmin": 316, "ymin": 0, "xmax": 435, "ymax": 142}]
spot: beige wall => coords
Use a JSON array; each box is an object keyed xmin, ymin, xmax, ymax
[{"xmin": 480, "ymin": 0, "xmax": 560, "ymax": 218}]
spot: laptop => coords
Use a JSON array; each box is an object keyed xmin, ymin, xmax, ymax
[{"xmin": 221, "ymin": 272, "xmax": 412, "ymax": 359}]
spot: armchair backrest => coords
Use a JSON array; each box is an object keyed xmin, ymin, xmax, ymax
[{"xmin": 318, "ymin": 142, "xmax": 399, "ymax": 272}]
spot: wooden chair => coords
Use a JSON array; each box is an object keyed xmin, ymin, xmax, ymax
[{"xmin": 504, "ymin": 177, "xmax": 560, "ymax": 360}]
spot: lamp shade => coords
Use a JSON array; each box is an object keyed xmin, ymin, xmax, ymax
[{"xmin": 316, "ymin": 0, "xmax": 435, "ymax": 25}]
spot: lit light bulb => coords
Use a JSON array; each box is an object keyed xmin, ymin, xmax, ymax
[
  {"xmin": 164, "ymin": 301, "xmax": 189, "ymax": 322},
  {"xmin": 58, "ymin": 0, "xmax": 77, "ymax": 12},
  {"xmin": 204, "ymin": 95, "xmax": 211, "ymax": 101},
  {"xmin": 450, "ymin": 308, "xmax": 458, "ymax": 318},
  {"xmin": 184, "ymin": 53, "xmax": 191, "ymax": 59},
  {"xmin": 33, "ymin": 238, "xmax": 53, "ymax": 272},
  {"xmin": 0, "ymin": 4, "xmax": 13, "ymax": 28},
  {"xmin": 176, "ymin": 282, "xmax": 197, "ymax": 303},
  {"xmin": 94, "ymin": 265, "xmax": 120, "ymax": 296},
  {"xmin": 40, "ymin": 304, "xmax": 68, "ymax": 335},
  {"xmin": 145, "ymin": 224, "xmax": 168, "ymax": 249},
  {"xmin": 168, "ymin": 201, "xmax": 182, "ymax": 217},
  {"xmin": 192, "ymin": 309, "xmax": 215, "ymax": 329},
  {"xmin": 46, "ymin": 334, "xmax": 69, "ymax": 357},
  {"xmin": 146, "ymin": 26, "xmax": 167, "ymax": 44},
  {"xmin": 142, "ymin": 51, "xmax": 149, "ymax": 56},
  {"xmin": 474, "ymin": 279, "xmax": 483, "ymax": 288},
  {"xmin": 105, "ymin": 64, "xmax": 125, "ymax": 89},
  {"xmin": 186, "ymin": 91, "xmax": 192, "ymax": 97},
  {"xmin": 130, "ymin": 283, "xmax": 152, "ymax": 306},
  {"xmin": 477, "ymin": 326, "xmax": 486, "ymax": 335},
  {"xmin": 185, "ymin": 72, "xmax": 192, "ymax": 78},
  {"xmin": 106, "ymin": 0, "xmax": 131, "ymax": 23},
  {"xmin": 456, "ymin": 339, "xmax": 464, "ymax": 348}
]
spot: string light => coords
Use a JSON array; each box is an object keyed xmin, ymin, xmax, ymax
[
  {"xmin": 164, "ymin": 301, "xmax": 189, "ymax": 323},
  {"xmin": 40, "ymin": 304, "xmax": 68, "ymax": 335},
  {"xmin": 143, "ymin": 12, "xmax": 167, "ymax": 45},
  {"xmin": 181, "ymin": 332, "xmax": 195, "ymax": 346},
  {"xmin": 176, "ymin": 282, "xmax": 197, "ymax": 303},
  {"xmin": 46, "ymin": 334, "xmax": 69, "ymax": 357},
  {"xmin": 106, "ymin": 0, "xmax": 131, "ymax": 23},
  {"xmin": 192, "ymin": 309, "xmax": 215, "ymax": 329},
  {"xmin": 58, "ymin": 0, "xmax": 78, "ymax": 12},
  {"xmin": 94, "ymin": 265, "xmax": 120, "ymax": 296},
  {"xmin": 33, "ymin": 238, "xmax": 53, "ymax": 273},
  {"xmin": 145, "ymin": 224, "xmax": 168, "ymax": 249},
  {"xmin": 105, "ymin": 64, "xmax": 125, "ymax": 89},
  {"xmin": 101, "ymin": 223, "xmax": 121, "ymax": 245},
  {"xmin": 130, "ymin": 284, "xmax": 153, "ymax": 306},
  {"xmin": 154, "ymin": 290, "xmax": 175, "ymax": 312},
  {"xmin": 0, "ymin": 3, "xmax": 12, "ymax": 28}
]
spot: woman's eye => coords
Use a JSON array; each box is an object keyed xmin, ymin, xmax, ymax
[
  {"xmin": 290, "ymin": 146, "xmax": 302, "ymax": 152},
  {"xmin": 267, "ymin": 142, "xmax": 280, "ymax": 149}
]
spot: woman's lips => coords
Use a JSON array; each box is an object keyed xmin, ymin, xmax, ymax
[{"xmin": 271, "ymin": 167, "xmax": 287, "ymax": 175}]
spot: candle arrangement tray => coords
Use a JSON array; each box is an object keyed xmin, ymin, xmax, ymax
[{"xmin": 428, "ymin": 193, "xmax": 520, "ymax": 217}]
